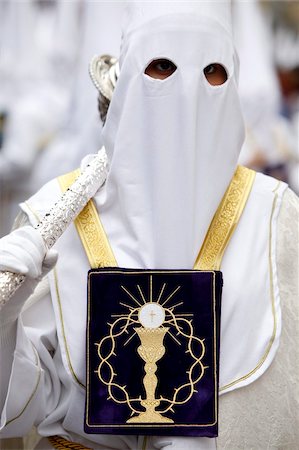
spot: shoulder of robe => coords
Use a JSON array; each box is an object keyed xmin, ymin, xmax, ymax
[
  {"xmin": 276, "ymin": 186, "xmax": 299, "ymax": 305},
  {"xmin": 248, "ymin": 172, "xmax": 298, "ymax": 263},
  {"xmin": 251, "ymin": 170, "xmax": 286, "ymax": 197},
  {"xmin": 217, "ymin": 181, "xmax": 298, "ymax": 448},
  {"xmin": 245, "ymin": 171, "xmax": 293, "ymax": 222},
  {"xmin": 279, "ymin": 186, "xmax": 299, "ymax": 217},
  {"xmin": 275, "ymin": 184, "xmax": 298, "ymax": 260}
]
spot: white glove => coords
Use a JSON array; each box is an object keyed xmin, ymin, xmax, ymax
[{"xmin": 0, "ymin": 226, "xmax": 58, "ymax": 325}]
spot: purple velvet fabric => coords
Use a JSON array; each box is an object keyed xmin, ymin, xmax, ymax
[{"xmin": 85, "ymin": 268, "xmax": 222, "ymax": 437}]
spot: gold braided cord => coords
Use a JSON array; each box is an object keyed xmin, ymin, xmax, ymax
[
  {"xmin": 194, "ymin": 166, "xmax": 256, "ymax": 270},
  {"xmin": 58, "ymin": 170, "xmax": 117, "ymax": 268},
  {"xmin": 48, "ymin": 435, "xmax": 92, "ymax": 450}
]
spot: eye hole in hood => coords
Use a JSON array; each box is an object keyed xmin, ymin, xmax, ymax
[
  {"xmin": 204, "ymin": 63, "xmax": 227, "ymax": 85},
  {"xmin": 144, "ymin": 58, "xmax": 177, "ymax": 79}
]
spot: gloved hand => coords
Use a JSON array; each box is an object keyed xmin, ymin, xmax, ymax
[{"xmin": 0, "ymin": 225, "xmax": 58, "ymax": 325}]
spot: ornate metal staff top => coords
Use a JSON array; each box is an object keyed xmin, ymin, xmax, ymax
[{"xmin": 0, "ymin": 147, "xmax": 108, "ymax": 309}]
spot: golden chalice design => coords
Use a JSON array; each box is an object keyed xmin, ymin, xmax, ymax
[
  {"xmin": 127, "ymin": 303, "xmax": 173, "ymax": 423},
  {"xmin": 96, "ymin": 276, "xmax": 207, "ymax": 424}
]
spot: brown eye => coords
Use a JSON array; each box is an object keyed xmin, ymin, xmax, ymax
[
  {"xmin": 203, "ymin": 63, "xmax": 227, "ymax": 86},
  {"xmin": 145, "ymin": 58, "xmax": 177, "ymax": 80}
]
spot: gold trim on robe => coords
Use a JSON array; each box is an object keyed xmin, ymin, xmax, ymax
[
  {"xmin": 58, "ymin": 170, "xmax": 117, "ymax": 268},
  {"xmin": 58, "ymin": 165, "xmax": 255, "ymax": 271},
  {"xmin": 194, "ymin": 166, "xmax": 256, "ymax": 270}
]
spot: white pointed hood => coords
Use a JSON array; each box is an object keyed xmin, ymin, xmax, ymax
[{"xmin": 95, "ymin": 0, "xmax": 245, "ymax": 269}]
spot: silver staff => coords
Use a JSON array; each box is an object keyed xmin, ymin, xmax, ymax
[{"xmin": 0, "ymin": 147, "xmax": 108, "ymax": 309}]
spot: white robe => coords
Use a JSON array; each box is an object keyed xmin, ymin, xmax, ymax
[{"xmin": 0, "ymin": 173, "xmax": 298, "ymax": 450}]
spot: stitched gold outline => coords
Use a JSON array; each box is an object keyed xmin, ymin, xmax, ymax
[
  {"xmin": 54, "ymin": 269, "xmax": 85, "ymax": 388},
  {"xmin": 219, "ymin": 181, "xmax": 281, "ymax": 391},
  {"xmin": 86, "ymin": 269, "xmax": 218, "ymax": 428},
  {"xmin": 5, "ymin": 346, "xmax": 41, "ymax": 426}
]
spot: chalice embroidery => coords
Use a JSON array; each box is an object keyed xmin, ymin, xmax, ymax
[{"xmin": 96, "ymin": 275, "xmax": 207, "ymax": 423}]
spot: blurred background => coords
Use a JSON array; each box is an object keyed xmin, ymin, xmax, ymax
[
  {"xmin": 0, "ymin": 1, "xmax": 298, "ymax": 449},
  {"xmin": 0, "ymin": 0, "xmax": 298, "ymax": 241}
]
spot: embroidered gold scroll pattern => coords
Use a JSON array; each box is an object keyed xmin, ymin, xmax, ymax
[
  {"xmin": 195, "ymin": 166, "xmax": 255, "ymax": 270},
  {"xmin": 73, "ymin": 200, "xmax": 116, "ymax": 268},
  {"xmin": 57, "ymin": 169, "xmax": 116, "ymax": 268}
]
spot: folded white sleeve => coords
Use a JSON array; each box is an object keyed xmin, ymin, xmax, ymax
[
  {"xmin": 0, "ymin": 215, "xmax": 59, "ymax": 438},
  {"xmin": 0, "ymin": 279, "xmax": 60, "ymax": 438}
]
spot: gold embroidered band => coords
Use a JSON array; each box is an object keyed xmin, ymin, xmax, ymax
[
  {"xmin": 195, "ymin": 166, "xmax": 256, "ymax": 270},
  {"xmin": 58, "ymin": 165, "xmax": 255, "ymax": 270},
  {"xmin": 58, "ymin": 170, "xmax": 117, "ymax": 267}
]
